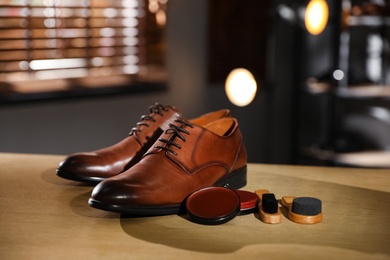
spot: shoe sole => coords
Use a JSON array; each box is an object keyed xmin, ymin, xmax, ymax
[
  {"xmin": 214, "ymin": 165, "xmax": 247, "ymax": 190},
  {"xmin": 56, "ymin": 169, "xmax": 104, "ymax": 185},
  {"xmin": 88, "ymin": 165, "xmax": 247, "ymax": 216}
]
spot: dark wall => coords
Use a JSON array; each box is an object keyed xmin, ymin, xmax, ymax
[{"xmin": 0, "ymin": 0, "xmax": 268, "ymax": 163}]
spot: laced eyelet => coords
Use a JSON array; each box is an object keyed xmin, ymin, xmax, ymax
[
  {"xmin": 154, "ymin": 118, "xmax": 193, "ymax": 156},
  {"xmin": 129, "ymin": 103, "xmax": 168, "ymax": 135}
]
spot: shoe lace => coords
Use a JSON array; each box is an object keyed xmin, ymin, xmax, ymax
[
  {"xmin": 129, "ymin": 103, "xmax": 169, "ymax": 135},
  {"xmin": 154, "ymin": 118, "xmax": 193, "ymax": 155}
]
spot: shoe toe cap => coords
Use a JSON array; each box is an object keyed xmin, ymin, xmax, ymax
[
  {"xmin": 58, "ymin": 152, "xmax": 110, "ymax": 176},
  {"xmin": 90, "ymin": 179, "xmax": 138, "ymax": 206}
]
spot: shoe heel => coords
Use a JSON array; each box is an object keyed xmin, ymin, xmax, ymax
[{"xmin": 214, "ymin": 166, "xmax": 247, "ymax": 190}]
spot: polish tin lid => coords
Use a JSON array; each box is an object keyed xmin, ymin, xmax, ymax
[
  {"xmin": 185, "ymin": 187, "xmax": 240, "ymax": 225},
  {"xmin": 236, "ymin": 190, "xmax": 259, "ymax": 215}
]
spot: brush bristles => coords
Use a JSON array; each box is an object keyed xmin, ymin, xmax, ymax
[
  {"xmin": 262, "ymin": 193, "xmax": 278, "ymax": 214},
  {"xmin": 292, "ymin": 197, "xmax": 322, "ymax": 216}
]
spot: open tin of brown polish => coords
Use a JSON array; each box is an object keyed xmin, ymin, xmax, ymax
[{"xmin": 185, "ymin": 187, "xmax": 240, "ymax": 225}]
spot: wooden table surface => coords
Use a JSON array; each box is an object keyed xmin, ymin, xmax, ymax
[{"xmin": 0, "ymin": 153, "xmax": 389, "ymax": 260}]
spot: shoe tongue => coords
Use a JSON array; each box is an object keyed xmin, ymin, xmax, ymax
[{"xmin": 159, "ymin": 112, "xmax": 181, "ymax": 132}]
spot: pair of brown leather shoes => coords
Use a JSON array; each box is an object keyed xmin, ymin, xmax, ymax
[{"xmin": 57, "ymin": 103, "xmax": 247, "ymax": 216}]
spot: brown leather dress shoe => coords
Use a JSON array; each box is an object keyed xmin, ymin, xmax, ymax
[
  {"xmin": 56, "ymin": 104, "xmax": 230, "ymax": 184},
  {"xmin": 88, "ymin": 117, "xmax": 247, "ymax": 215}
]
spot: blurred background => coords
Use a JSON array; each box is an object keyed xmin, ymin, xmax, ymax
[{"xmin": 0, "ymin": 0, "xmax": 389, "ymax": 168}]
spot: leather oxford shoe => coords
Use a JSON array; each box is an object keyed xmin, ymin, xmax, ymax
[
  {"xmin": 56, "ymin": 103, "xmax": 180, "ymax": 184},
  {"xmin": 88, "ymin": 116, "xmax": 247, "ymax": 216},
  {"xmin": 56, "ymin": 103, "xmax": 231, "ymax": 184}
]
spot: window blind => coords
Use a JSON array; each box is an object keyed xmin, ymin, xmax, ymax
[{"xmin": 0, "ymin": 0, "xmax": 167, "ymax": 95}]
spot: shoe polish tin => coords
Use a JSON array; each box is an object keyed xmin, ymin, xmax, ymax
[
  {"xmin": 185, "ymin": 187, "xmax": 240, "ymax": 225},
  {"xmin": 236, "ymin": 190, "xmax": 259, "ymax": 215}
]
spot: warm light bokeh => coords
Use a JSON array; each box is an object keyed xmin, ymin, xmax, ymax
[
  {"xmin": 225, "ymin": 68, "xmax": 257, "ymax": 107},
  {"xmin": 305, "ymin": 0, "xmax": 329, "ymax": 35}
]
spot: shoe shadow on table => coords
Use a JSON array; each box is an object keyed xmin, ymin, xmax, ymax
[
  {"xmin": 41, "ymin": 167, "xmax": 282, "ymax": 253},
  {"xmin": 70, "ymin": 190, "xmax": 119, "ymax": 218},
  {"xmin": 41, "ymin": 167, "xmax": 90, "ymax": 186},
  {"xmin": 119, "ymin": 211, "xmax": 266, "ymax": 254},
  {"xmin": 41, "ymin": 168, "xmax": 119, "ymax": 219}
]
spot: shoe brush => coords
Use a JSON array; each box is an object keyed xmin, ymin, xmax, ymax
[
  {"xmin": 255, "ymin": 189, "xmax": 282, "ymax": 224},
  {"xmin": 281, "ymin": 196, "xmax": 322, "ymax": 224}
]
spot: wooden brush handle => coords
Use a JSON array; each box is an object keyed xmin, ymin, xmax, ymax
[
  {"xmin": 281, "ymin": 196, "xmax": 295, "ymax": 208},
  {"xmin": 255, "ymin": 189, "xmax": 282, "ymax": 224},
  {"xmin": 282, "ymin": 196, "xmax": 322, "ymax": 224},
  {"xmin": 259, "ymin": 207, "xmax": 282, "ymax": 224},
  {"xmin": 289, "ymin": 211, "xmax": 323, "ymax": 224},
  {"xmin": 254, "ymin": 189, "xmax": 270, "ymax": 199}
]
